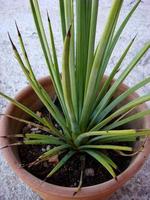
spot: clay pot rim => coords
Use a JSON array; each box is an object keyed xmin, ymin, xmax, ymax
[{"xmin": 0, "ymin": 76, "xmax": 150, "ymax": 198}]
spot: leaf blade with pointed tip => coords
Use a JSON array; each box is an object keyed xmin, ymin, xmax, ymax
[
  {"xmin": 90, "ymin": 42, "xmax": 150, "ymax": 127},
  {"xmin": 94, "ymin": 36, "xmax": 136, "ymax": 108},
  {"xmin": 84, "ymin": 150, "xmax": 116, "ymax": 178},
  {"xmin": 105, "ymin": 109, "xmax": 150, "ymax": 130},
  {"xmin": 80, "ymin": 0, "xmax": 123, "ymax": 130},
  {"xmin": 80, "ymin": 145, "xmax": 132, "ymax": 152},
  {"xmin": 92, "ymin": 76, "xmax": 150, "ymax": 125},
  {"xmin": 62, "ymin": 27, "xmax": 78, "ymax": 134},
  {"xmin": 30, "ymin": 0, "xmax": 65, "ymax": 116},
  {"xmin": 39, "ymin": 144, "xmax": 69, "ymax": 160},
  {"xmin": 91, "ymin": 94, "xmax": 150, "ymax": 131},
  {"xmin": 46, "ymin": 150, "xmax": 75, "ymax": 178}
]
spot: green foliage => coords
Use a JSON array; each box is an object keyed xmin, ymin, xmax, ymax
[{"xmin": 1, "ymin": 0, "xmax": 150, "ymax": 188}]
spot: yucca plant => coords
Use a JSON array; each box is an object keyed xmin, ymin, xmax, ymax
[{"xmin": 1, "ymin": 0, "xmax": 150, "ymax": 192}]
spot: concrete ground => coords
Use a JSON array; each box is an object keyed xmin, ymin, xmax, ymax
[{"xmin": 0, "ymin": 0, "xmax": 150, "ymax": 199}]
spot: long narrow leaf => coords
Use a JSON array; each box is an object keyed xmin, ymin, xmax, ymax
[
  {"xmin": 46, "ymin": 150, "xmax": 75, "ymax": 178},
  {"xmin": 109, "ymin": 0, "xmax": 141, "ymax": 60},
  {"xmin": 9, "ymin": 33, "xmax": 69, "ymax": 135},
  {"xmin": 84, "ymin": 0, "xmax": 99, "ymax": 93},
  {"xmin": 62, "ymin": 27, "xmax": 78, "ymax": 134},
  {"xmin": 94, "ymin": 6, "xmax": 122, "ymax": 95},
  {"xmin": 90, "ymin": 42, "xmax": 150, "ymax": 127},
  {"xmin": 0, "ymin": 91, "xmax": 46, "ymax": 126},
  {"xmin": 97, "ymin": 0, "xmax": 141, "ymax": 88},
  {"xmin": 0, "ymin": 113, "xmax": 61, "ymax": 137},
  {"xmin": 75, "ymin": 129, "xmax": 140, "ymax": 146},
  {"xmin": 84, "ymin": 150, "xmax": 116, "ymax": 178},
  {"xmin": 99, "ymin": 152, "xmax": 118, "ymax": 169},
  {"xmin": 59, "ymin": 0, "xmax": 66, "ymax": 41},
  {"xmin": 39, "ymin": 144, "xmax": 69, "ymax": 160},
  {"xmin": 15, "ymin": 25, "xmax": 67, "ymax": 130},
  {"xmin": 91, "ymin": 94, "xmax": 150, "ymax": 131},
  {"xmin": 105, "ymin": 109, "xmax": 150, "ymax": 130},
  {"xmin": 92, "ymin": 76, "xmax": 150, "ymax": 125},
  {"xmin": 30, "ymin": 0, "xmax": 65, "ymax": 116},
  {"xmin": 80, "ymin": 0, "xmax": 123, "ymax": 130},
  {"xmin": 47, "ymin": 13, "xmax": 59, "ymax": 74},
  {"xmin": 94, "ymin": 36, "xmax": 136, "ymax": 107},
  {"xmin": 89, "ymin": 129, "xmax": 150, "ymax": 144},
  {"xmin": 76, "ymin": 0, "xmax": 92, "ymax": 116},
  {"xmin": 24, "ymin": 139, "xmax": 63, "ymax": 146},
  {"xmin": 80, "ymin": 145, "xmax": 133, "ymax": 152},
  {"xmin": 63, "ymin": 0, "xmax": 78, "ymax": 121}
]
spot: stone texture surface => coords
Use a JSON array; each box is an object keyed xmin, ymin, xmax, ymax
[{"xmin": 0, "ymin": 0, "xmax": 150, "ymax": 199}]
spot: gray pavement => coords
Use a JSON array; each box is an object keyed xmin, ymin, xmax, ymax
[{"xmin": 0, "ymin": 0, "xmax": 150, "ymax": 199}]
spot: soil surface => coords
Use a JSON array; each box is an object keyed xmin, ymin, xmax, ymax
[
  {"xmin": 18, "ymin": 104, "xmax": 132, "ymax": 187},
  {"xmin": 19, "ymin": 145, "xmax": 131, "ymax": 187}
]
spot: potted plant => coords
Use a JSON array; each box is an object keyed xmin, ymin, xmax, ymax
[{"xmin": 0, "ymin": 0, "xmax": 150, "ymax": 199}]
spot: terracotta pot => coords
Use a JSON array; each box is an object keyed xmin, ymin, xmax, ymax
[{"xmin": 0, "ymin": 76, "xmax": 150, "ymax": 200}]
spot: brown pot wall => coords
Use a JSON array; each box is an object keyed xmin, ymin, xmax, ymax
[{"xmin": 0, "ymin": 76, "xmax": 150, "ymax": 200}]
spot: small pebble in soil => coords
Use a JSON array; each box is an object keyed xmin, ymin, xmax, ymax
[
  {"xmin": 73, "ymin": 182, "xmax": 78, "ymax": 187},
  {"xmin": 31, "ymin": 128, "xmax": 39, "ymax": 132},
  {"xmin": 48, "ymin": 155, "xmax": 59, "ymax": 164},
  {"xmin": 43, "ymin": 161, "xmax": 49, "ymax": 168},
  {"xmin": 55, "ymin": 123, "xmax": 59, "ymax": 128},
  {"xmin": 85, "ymin": 168, "xmax": 95, "ymax": 177},
  {"xmin": 22, "ymin": 124, "xmax": 32, "ymax": 133},
  {"xmin": 41, "ymin": 148, "xmax": 46, "ymax": 152},
  {"xmin": 46, "ymin": 145, "xmax": 51, "ymax": 151},
  {"xmin": 36, "ymin": 111, "xmax": 42, "ymax": 117}
]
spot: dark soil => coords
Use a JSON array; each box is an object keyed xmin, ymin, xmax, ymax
[
  {"xmin": 19, "ymin": 145, "xmax": 131, "ymax": 187},
  {"xmin": 18, "ymin": 99, "xmax": 133, "ymax": 187}
]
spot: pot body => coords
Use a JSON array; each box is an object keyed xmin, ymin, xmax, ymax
[{"xmin": 0, "ymin": 76, "xmax": 150, "ymax": 200}]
